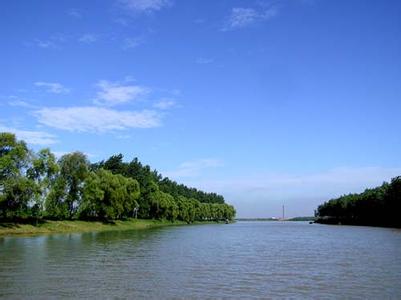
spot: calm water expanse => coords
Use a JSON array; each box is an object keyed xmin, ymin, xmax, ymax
[{"xmin": 1, "ymin": 222, "xmax": 401, "ymax": 299}]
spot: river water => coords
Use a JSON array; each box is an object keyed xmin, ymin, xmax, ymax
[{"xmin": 0, "ymin": 221, "xmax": 400, "ymax": 299}]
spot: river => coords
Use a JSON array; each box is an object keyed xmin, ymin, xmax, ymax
[{"xmin": 1, "ymin": 221, "xmax": 400, "ymax": 299}]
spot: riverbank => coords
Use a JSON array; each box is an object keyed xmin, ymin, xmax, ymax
[
  {"xmin": 0, "ymin": 219, "xmax": 193, "ymax": 237},
  {"xmin": 314, "ymin": 216, "xmax": 401, "ymax": 228}
]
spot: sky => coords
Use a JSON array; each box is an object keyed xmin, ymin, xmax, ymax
[{"xmin": 1, "ymin": 0, "xmax": 401, "ymax": 218}]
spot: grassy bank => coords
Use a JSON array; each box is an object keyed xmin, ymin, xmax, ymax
[{"xmin": 0, "ymin": 219, "xmax": 190, "ymax": 237}]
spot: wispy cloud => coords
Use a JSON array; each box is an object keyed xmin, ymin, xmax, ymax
[
  {"xmin": 34, "ymin": 106, "xmax": 161, "ymax": 133},
  {"xmin": 67, "ymin": 9, "xmax": 82, "ymax": 18},
  {"xmin": 122, "ymin": 37, "xmax": 143, "ymax": 50},
  {"xmin": 194, "ymin": 18, "xmax": 206, "ymax": 24},
  {"xmin": 32, "ymin": 34, "xmax": 67, "ymax": 49},
  {"xmin": 0, "ymin": 125, "xmax": 58, "ymax": 145},
  {"xmin": 164, "ymin": 159, "xmax": 223, "ymax": 178},
  {"xmin": 8, "ymin": 100, "xmax": 36, "ymax": 109},
  {"xmin": 79, "ymin": 34, "xmax": 98, "ymax": 44},
  {"xmin": 7, "ymin": 96, "xmax": 37, "ymax": 109},
  {"xmin": 95, "ymin": 80, "xmax": 149, "ymax": 106},
  {"xmin": 119, "ymin": 0, "xmax": 172, "ymax": 13},
  {"xmin": 222, "ymin": 6, "xmax": 278, "ymax": 31},
  {"xmin": 196, "ymin": 57, "xmax": 214, "ymax": 64},
  {"xmin": 114, "ymin": 18, "xmax": 130, "ymax": 26},
  {"xmin": 34, "ymin": 39, "xmax": 58, "ymax": 49},
  {"xmin": 35, "ymin": 82, "xmax": 70, "ymax": 94},
  {"xmin": 153, "ymin": 99, "xmax": 176, "ymax": 110}
]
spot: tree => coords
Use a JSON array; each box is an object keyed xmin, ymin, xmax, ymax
[
  {"xmin": 0, "ymin": 133, "xmax": 37, "ymax": 219},
  {"xmin": 27, "ymin": 148, "xmax": 59, "ymax": 215},
  {"xmin": 0, "ymin": 132, "xmax": 30, "ymax": 181},
  {"xmin": 102, "ymin": 153, "xmax": 127, "ymax": 175},
  {"xmin": 45, "ymin": 176, "xmax": 68, "ymax": 219},
  {"xmin": 0, "ymin": 132, "xmax": 236, "ymax": 222},
  {"xmin": 47, "ymin": 152, "xmax": 89, "ymax": 219},
  {"xmin": 151, "ymin": 191, "xmax": 178, "ymax": 221},
  {"xmin": 79, "ymin": 169, "xmax": 140, "ymax": 220},
  {"xmin": 316, "ymin": 177, "xmax": 401, "ymax": 227},
  {"xmin": 0, "ymin": 177, "xmax": 38, "ymax": 219}
]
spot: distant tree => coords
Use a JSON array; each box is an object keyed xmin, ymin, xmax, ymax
[
  {"xmin": 316, "ymin": 177, "xmax": 401, "ymax": 227},
  {"xmin": 385, "ymin": 176, "xmax": 401, "ymax": 227},
  {"xmin": 0, "ymin": 132, "xmax": 236, "ymax": 222},
  {"xmin": 103, "ymin": 153, "xmax": 127, "ymax": 175}
]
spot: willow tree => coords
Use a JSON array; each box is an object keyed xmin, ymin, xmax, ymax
[
  {"xmin": 27, "ymin": 148, "xmax": 59, "ymax": 215},
  {"xmin": 79, "ymin": 169, "xmax": 140, "ymax": 220},
  {"xmin": 0, "ymin": 133, "xmax": 37, "ymax": 219},
  {"xmin": 45, "ymin": 152, "xmax": 89, "ymax": 219}
]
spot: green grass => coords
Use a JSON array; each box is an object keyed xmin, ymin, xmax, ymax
[{"xmin": 0, "ymin": 219, "xmax": 188, "ymax": 237}]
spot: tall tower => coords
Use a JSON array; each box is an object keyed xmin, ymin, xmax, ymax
[{"xmin": 282, "ymin": 205, "xmax": 285, "ymax": 220}]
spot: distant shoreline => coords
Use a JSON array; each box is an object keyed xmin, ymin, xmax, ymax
[
  {"xmin": 314, "ymin": 217, "xmax": 401, "ymax": 228},
  {"xmin": 236, "ymin": 217, "xmax": 315, "ymax": 222}
]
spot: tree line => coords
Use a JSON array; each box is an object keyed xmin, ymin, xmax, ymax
[
  {"xmin": 315, "ymin": 176, "xmax": 401, "ymax": 227},
  {"xmin": 0, "ymin": 132, "xmax": 236, "ymax": 223}
]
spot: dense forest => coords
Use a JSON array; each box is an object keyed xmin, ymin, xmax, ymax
[
  {"xmin": 0, "ymin": 132, "xmax": 235, "ymax": 223},
  {"xmin": 315, "ymin": 177, "xmax": 401, "ymax": 227}
]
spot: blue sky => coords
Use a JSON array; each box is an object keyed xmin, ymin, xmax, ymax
[{"xmin": 1, "ymin": 0, "xmax": 401, "ymax": 217}]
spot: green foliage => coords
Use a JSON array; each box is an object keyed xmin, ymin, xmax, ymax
[
  {"xmin": 0, "ymin": 177, "xmax": 39, "ymax": 219},
  {"xmin": 79, "ymin": 169, "xmax": 140, "ymax": 220},
  {"xmin": 44, "ymin": 177, "xmax": 68, "ymax": 219},
  {"xmin": 151, "ymin": 191, "xmax": 178, "ymax": 221},
  {"xmin": 0, "ymin": 133, "xmax": 38, "ymax": 219},
  {"xmin": 158, "ymin": 177, "xmax": 225, "ymax": 204},
  {"xmin": 27, "ymin": 148, "xmax": 59, "ymax": 214},
  {"xmin": 316, "ymin": 177, "xmax": 401, "ymax": 227},
  {"xmin": 0, "ymin": 132, "xmax": 236, "ymax": 222},
  {"xmin": 0, "ymin": 132, "xmax": 30, "ymax": 180},
  {"xmin": 58, "ymin": 152, "xmax": 89, "ymax": 218}
]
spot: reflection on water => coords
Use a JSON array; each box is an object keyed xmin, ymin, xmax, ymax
[{"xmin": 1, "ymin": 222, "xmax": 401, "ymax": 299}]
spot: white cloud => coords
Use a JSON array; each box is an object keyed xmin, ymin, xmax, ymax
[
  {"xmin": 122, "ymin": 37, "xmax": 143, "ymax": 50},
  {"xmin": 79, "ymin": 34, "xmax": 98, "ymax": 43},
  {"xmin": 164, "ymin": 159, "xmax": 223, "ymax": 178},
  {"xmin": 34, "ymin": 106, "xmax": 161, "ymax": 133},
  {"xmin": 153, "ymin": 99, "xmax": 176, "ymax": 110},
  {"xmin": 119, "ymin": 0, "xmax": 172, "ymax": 13},
  {"xmin": 67, "ymin": 9, "xmax": 82, "ymax": 18},
  {"xmin": 35, "ymin": 82, "xmax": 70, "ymax": 94},
  {"xmin": 114, "ymin": 18, "xmax": 130, "ymax": 26},
  {"xmin": 7, "ymin": 98, "xmax": 37, "ymax": 109},
  {"xmin": 34, "ymin": 39, "xmax": 57, "ymax": 49},
  {"xmin": 223, "ymin": 6, "xmax": 278, "ymax": 30},
  {"xmin": 8, "ymin": 100, "xmax": 29, "ymax": 107},
  {"xmin": 95, "ymin": 80, "xmax": 149, "ymax": 106},
  {"xmin": 196, "ymin": 57, "xmax": 214, "ymax": 64},
  {"xmin": 32, "ymin": 35, "xmax": 67, "ymax": 49},
  {"xmin": 0, "ymin": 125, "xmax": 58, "ymax": 145},
  {"xmin": 194, "ymin": 18, "xmax": 206, "ymax": 24},
  {"xmin": 124, "ymin": 75, "xmax": 136, "ymax": 82}
]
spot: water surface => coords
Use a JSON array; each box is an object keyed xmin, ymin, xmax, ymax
[{"xmin": 1, "ymin": 222, "xmax": 400, "ymax": 299}]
